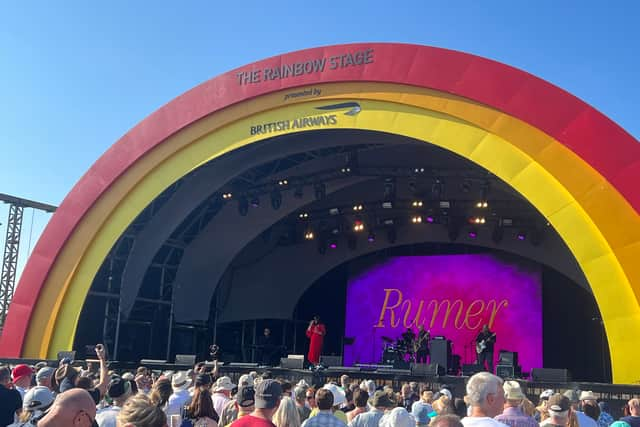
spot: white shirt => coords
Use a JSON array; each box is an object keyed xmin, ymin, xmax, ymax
[
  {"xmin": 166, "ymin": 389, "xmax": 192, "ymax": 417},
  {"xmin": 462, "ymin": 416, "xmax": 510, "ymax": 427},
  {"xmin": 211, "ymin": 392, "xmax": 230, "ymax": 419},
  {"xmin": 96, "ymin": 406, "xmax": 121, "ymax": 427}
]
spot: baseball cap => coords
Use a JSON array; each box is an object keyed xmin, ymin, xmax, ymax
[
  {"xmin": 12, "ymin": 364, "xmax": 33, "ymax": 382},
  {"xmin": 36, "ymin": 367, "xmax": 55, "ymax": 383},
  {"xmin": 540, "ymin": 389, "xmax": 554, "ymax": 400},
  {"xmin": 412, "ymin": 402, "xmax": 430, "ymax": 425},
  {"xmin": 237, "ymin": 385, "xmax": 256, "ymax": 407},
  {"xmin": 548, "ymin": 394, "xmax": 570, "ymax": 412},
  {"xmin": 255, "ymin": 379, "xmax": 282, "ymax": 409},
  {"xmin": 22, "ymin": 386, "xmax": 54, "ymax": 413},
  {"xmin": 107, "ymin": 376, "xmax": 131, "ymax": 399}
]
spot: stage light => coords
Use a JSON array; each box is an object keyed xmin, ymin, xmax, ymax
[
  {"xmin": 468, "ymin": 229, "xmax": 478, "ymax": 239},
  {"xmin": 304, "ymin": 230, "xmax": 314, "ymax": 240},
  {"xmin": 382, "ymin": 201, "xmax": 393, "ymax": 209},
  {"xmin": 502, "ymin": 218, "xmax": 513, "ymax": 226},
  {"xmin": 250, "ymin": 196, "xmax": 260, "ymax": 208},
  {"xmin": 299, "ymin": 212, "xmax": 309, "ymax": 219},
  {"xmin": 329, "ymin": 207, "xmax": 340, "ymax": 216},
  {"xmin": 353, "ymin": 220, "xmax": 364, "ymax": 232},
  {"xmin": 293, "ymin": 184, "xmax": 304, "ymax": 199},
  {"xmin": 411, "ymin": 215, "xmax": 422, "ymax": 224},
  {"xmin": 471, "ymin": 216, "xmax": 486, "ymax": 224},
  {"xmin": 413, "ymin": 167, "xmax": 425, "ymax": 174},
  {"xmin": 314, "ymin": 183, "xmax": 326, "ymax": 201},
  {"xmin": 439, "ymin": 201, "xmax": 451, "ymax": 209},
  {"xmin": 517, "ymin": 231, "xmax": 527, "ymax": 241},
  {"xmin": 222, "ymin": 192, "xmax": 233, "ymax": 200},
  {"xmin": 341, "ymin": 167, "xmax": 351, "ymax": 174},
  {"xmin": 476, "ymin": 201, "xmax": 489, "ymax": 208},
  {"xmin": 238, "ymin": 196, "xmax": 249, "ymax": 216},
  {"xmin": 329, "ymin": 239, "xmax": 338, "ymax": 249},
  {"xmin": 270, "ymin": 188, "xmax": 282, "ymax": 210},
  {"xmin": 278, "ymin": 179, "xmax": 289, "ymax": 186},
  {"xmin": 383, "ymin": 218, "xmax": 395, "ymax": 226},
  {"xmin": 426, "ymin": 215, "xmax": 435, "ymax": 223},
  {"xmin": 353, "ymin": 204, "xmax": 363, "ymax": 211},
  {"xmin": 367, "ymin": 231, "xmax": 376, "ymax": 242},
  {"xmin": 343, "ymin": 150, "xmax": 360, "ymax": 175}
]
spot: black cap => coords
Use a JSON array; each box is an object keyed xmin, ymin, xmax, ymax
[
  {"xmin": 237, "ymin": 385, "xmax": 256, "ymax": 407},
  {"xmin": 107, "ymin": 376, "xmax": 130, "ymax": 399},
  {"xmin": 195, "ymin": 373, "xmax": 212, "ymax": 387}
]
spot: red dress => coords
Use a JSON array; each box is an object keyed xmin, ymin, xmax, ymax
[{"xmin": 306, "ymin": 323, "xmax": 326, "ymax": 365}]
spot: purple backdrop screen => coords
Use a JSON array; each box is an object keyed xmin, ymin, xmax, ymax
[{"xmin": 344, "ymin": 254, "xmax": 542, "ymax": 372}]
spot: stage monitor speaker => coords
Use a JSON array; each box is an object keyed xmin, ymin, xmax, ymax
[
  {"xmin": 496, "ymin": 364, "xmax": 522, "ymax": 379},
  {"xmin": 320, "ymin": 355, "xmax": 342, "ymax": 367},
  {"xmin": 430, "ymin": 340, "xmax": 451, "ymax": 372},
  {"xmin": 531, "ymin": 368, "xmax": 571, "ymax": 382},
  {"xmin": 175, "ymin": 354, "xmax": 196, "ymax": 366},
  {"xmin": 462, "ymin": 363, "xmax": 484, "ymax": 376},
  {"xmin": 412, "ymin": 363, "xmax": 444, "ymax": 377},
  {"xmin": 228, "ymin": 362, "xmax": 259, "ymax": 368},
  {"xmin": 280, "ymin": 357, "xmax": 304, "ymax": 370},
  {"xmin": 498, "ymin": 351, "xmax": 518, "ymax": 367}
]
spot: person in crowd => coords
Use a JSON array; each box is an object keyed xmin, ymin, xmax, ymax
[
  {"xmin": 306, "ymin": 388, "xmax": 317, "ymax": 411},
  {"xmin": 116, "ymin": 393, "xmax": 167, "ymax": 427},
  {"xmin": 430, "ymin": 414, "xmax": 464, "ymax": 427},
  {"xmin": 494, "ymin": 381, "xmax": 537, "ymax": 427},
  {"xmin": 294, "ymin": 386, "xmax": 311, "ymax": 422},
  {"xmin": 460, "ymin": 372, "xmax": 507, "ymax": 427},
  {"xmin": 219, "ymin": 374, "xmax": 254, "ymax": 425},
  {"xmin": 301, "ymin": 388, "xmax": 346, "ymax": 427},
  {"xmin": 166, "ymin": 372, "xmax": 193, "ymax": 418},
  {"xmin": 341, "ymin": 389, "xmax": 355, "ymax": 414},
  {"xmin": 520, "ymin": 400, "xmax": 535, "ymax": 418},
  {"xmin": 35, "ymin": 367, "xmax": 55, "ymax": 392},
  {"xmin": 346, "ymin": 389, "xmax": 368, "ymax": 423},
  {"xmin": 136, "ymin": 367, "xmax": 153, "ymax": 395},
  {"xmin": 96, "ymin": 376, "xmax": 132, "ymax": 427},
  {"xmin": 536, "ymin": 390, "xmax": 555, "ymax": 423},
  {"xmin": 0, "ymin": 366, "xmax": 22, "ymax": 427},
  {"xmin": 348, "ymin": 390, "xmax": 394, "ymax": 427},
  {"xmin": 453, "ymin": 399, "xmax": 467, "ymax": 419},
  {"xmin": 37, "ymin": 388, "xmax": 97, "ymax": 427},
  {"xmin": 307, "ymin": 384, "xmax": 347, "ymax": 423},
  {"xmin": 273, "ymin": 396, "xmax": 301, "ymax": 427},
  {"xmin": 413, "ymin": 387, "xmax": 434, "ymax": 421},
  {"xmin": 340, "ymin": 376, "xmax": 350, "ymax": 392},
  {"xmin": 150, "ymin": 378, "xmax": 173, "ymax": 411},
  {"xmin": 281, "ymin": 382, "xmax": 293, "ymax": 398},
  {"xmin": 380, "ymin": 407, "xmax": 415, "ymax": 427},
  {"xmin": 306, "ymin": 316, "xmax": 326, "ymax": 369},
  {"xmin": 596, "ymin": 402, "xmax": 614, "ymax": 427},
  {"xmin": 542, "ymin": 394, "xmax": 572, "ymax": 427},
  {"xmin": 8, "ymin": 386, "xmax": 54, "ymax": 427},
  {"xmin": 620, "ymin": 399, "xmax": 640, "ymax": 427},
  {"xmin": 53, "ymin": 363, "xmax": 79, "ymax": 394},
  {"xmin": 430, "ymin": 396, "xmax": 453, "ymax": 418},
  {"xmin": 402, "ymin": 384, "xmax": 418, "ymax": 411},
  {"xmin": 563, "ymin": 390, "xmax": 597, "ymax": 427},
  {"xmin": 212, "ymin": 377, "xmax": 236, "ymax": 420},
  {"xmin": 11, "ymin": 365, "xmax": 33, "ymax": 399},
  {"xmin": 413, "ymin": 400, "xmax": 431, "ymax": 427},
  {"xmin": 582, "ymin": 402, "xmax": 600, "ymax": 423},
  {"xmin": 183, "ymin": 387, "xmax": 219, "ymax": 427},
  {"xmin": 224, "ymin": 384, "xmax": 255, "ymax": 426},
  {"xmin": 231, "ymin": 379, "xmax": 282, "ymax": 427}
]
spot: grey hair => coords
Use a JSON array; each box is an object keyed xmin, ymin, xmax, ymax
[
  {"xmin": 465, "ymin": 372, "xmax": 503, "ymax": 406},
  {"xmin": 429, "ymin": 414, "xmax": 464, "ymax": 427},
  {"xmin": 548, "ymin": 409, "xmax": 569, "ymax": 422}
]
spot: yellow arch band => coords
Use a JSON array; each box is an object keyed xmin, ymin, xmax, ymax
[{"xmin": 25, "ymin": 88, "xmax": 640, "ymax": 384}]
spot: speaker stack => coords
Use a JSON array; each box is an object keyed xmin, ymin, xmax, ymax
[{"xmin": 495, "ymin": 350, "xmax": 522, "ymax": 379}]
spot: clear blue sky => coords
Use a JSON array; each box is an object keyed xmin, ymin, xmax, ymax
[{"xmin": 1, "ymin": 0, "xmax": 638, "ymax": 282}]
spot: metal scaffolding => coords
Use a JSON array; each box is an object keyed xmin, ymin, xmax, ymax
[{"xmin": 0, "ymin": 193, "xmax": 56, "ymax": 329}]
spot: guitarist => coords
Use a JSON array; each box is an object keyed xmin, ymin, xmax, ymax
[
  {"xmin": 416, "ymin": 325, "xmax": 430, "ymax": 364},
  {"xmin": 476, "ymin": 324, "xmax": 496, "ymax": 372}
]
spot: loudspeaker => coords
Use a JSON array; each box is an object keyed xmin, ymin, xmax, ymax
[
  {"xmin": 280, "ymin": 357, "xmax": 304, "ymax": 370},
  {"xmin": 462, "ymin": 363, "xmax": 484, "ymax": 376},
  {"xmin": 496, "ymin": 364, "xmax": 521, "ymax": 379},
  {"xmin": 531, "ymin": 368, "xmax": 571, "ymax": 382},
  {"xmin": 412, "ymin": 363, "xmax": 444, "ymax": 377},
  {"xmin": 175, "ymin": 354, "xmax": 196, "ymax": 366},
  {"xmin": 320, "ymin": 355, "xmax": 342, "ymax": 367},
  {"xmin": 498, "ymin": 351, "xmax": 518, "ymax": 367},
  {"xmin": 430, "ymin": 340, "xmax": 451, "ymax": 372}
]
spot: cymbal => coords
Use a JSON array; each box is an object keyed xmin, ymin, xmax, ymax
[{"xmin": 381, "ymin": 336, "xmax": 394, "ymax": 342}]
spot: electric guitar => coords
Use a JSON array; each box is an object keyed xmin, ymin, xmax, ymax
[{"xmin": 476, "ymin": 332, "xmax": 496, "ymax": 354}]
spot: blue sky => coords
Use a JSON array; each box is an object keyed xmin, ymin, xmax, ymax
[{"xmin": 1, "ymin": 1, "xmax": 638, "ymax": 282}]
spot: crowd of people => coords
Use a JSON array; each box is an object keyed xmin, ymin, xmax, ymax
[{"xmin": 1, "ymin": 348, "xmax": 639, "ymax": 427}]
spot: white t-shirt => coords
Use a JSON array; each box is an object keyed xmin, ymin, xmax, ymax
[
  {"xmin": 462, "ymin": 416, "xmax": 510, "ymax": 427},
  {"xmin": 96, "ymin": 406, "xmax": 121, "ymax": 427}
]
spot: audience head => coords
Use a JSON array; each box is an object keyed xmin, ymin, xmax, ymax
[
  {"xmin": 322, "ymin": 383, "xmax": 346, "ymax": 409},
  {"xmin": 629, "ymin": 399, "xmax": 640, "ymax": 416},
  {"xmin": 315, "ymin": 388, "xmax": 334, "ymax": 411},
  {"xmin": 294, "ymin": 386, "xmax": 306, "ymax": 405},
  {"xmin": 187, "ymin": 387, "xmax": 216, "ymax": 420},
  {"xmin": 237, "ymin": 384, "xmax": 256, "ymax": 414},
  {"xmin": 273, "ymin": 396, "xmax": 301, "ymax": 427},
  {"xmin": 255, "ymin": 379, "xmax": 283, "ymax": 416},
  {"xmin": 12, "ymin": 364, "xmax": 34, "ymax": 388},
  {"xmin": 0, "ymin": 366, "xmax": 11, "ymax": 385},
  {"xmin": 117, "ymin": 393, "xmax": 167, "ymax": 427},
  {"xmin": 582, "ymin": 400, "xmax": 600, "ymax": 421},
  {"xmin": 380, "ymin": 407, "xmax": 416, "ymax": 427},
  {"xmin": 503, "ymin": 380, "xmax": 525, "ymax": 406},
  {"xmin": 107, "ymin": 376, "xmax": 132, "ymax": 405},
  {"xmin": 36, "ymin": 366, "xmax": 56, "ymax": 389},
  {"xmin": 465, "ymin": 372, "xmax": 504, "ymax": 417},
  {"xmin": 149, "ymin": 378, "xmax": 172, "ymax": 408},
  {"xmin": 353, "ymin": 388, "xmax": 369, "ymax": 409},
  {"xmin": 372, "ymin": 390, "xmax": 395, "ymax": 410},
  {"xmin": 453, "ymin": 398, "xmax": 467, "ymax": 418},
  {"xmin": 547, "ymin": 393, "xmax": 571, "ymax": 425},
  {"xmin": 429, "ymin": 414, "xmax": 464, "ymax": 427},
  {"xmin": 305, "ymin": 387, "xmax": 317, "ymax": 408},
  {"xmin": 20, "ymin": 386, "xmax": 55, "ymax": 422},
  {"xmin": 38, "ymin": 388, "xmax": 97, "ymax": 427}
]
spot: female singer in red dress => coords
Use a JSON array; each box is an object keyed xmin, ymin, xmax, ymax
[{"xmin": 306, "ymin": 315, "xmax": 326, "ymax": 367}]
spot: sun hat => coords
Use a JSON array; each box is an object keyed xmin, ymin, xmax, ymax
[
  {"xmin": 214, "ymin": 376, "xmax": 236, "ymax": 392},
  {"xmin": 171, "ymin": 371, "xmax": 192, "ymax": 390},
  {"xmin": 322, "ymin": 383, "xmax": 346, "ymax": 407}
]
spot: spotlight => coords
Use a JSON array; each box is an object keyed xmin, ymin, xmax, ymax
[
  {"xmin": 412, "ymin": 200, "xmax": 423, "ymax": 208},
  {"xmin": 250, "ymin": 196, "xmax": 260, "ymax": 208},
  {"xmin": 411, "ymin": 215, "xmax": 423, "ymax": 224},
  {"xmin": 471, "ymin": 217, "xmax": 486, "ymax": 224},
  {"xmin": 439, "ymin": 201, "xmax": 451, "ymax": 209},
  {"xmin": 270, "ymin": 188, "xmax": 282, "ymax": 210},
  {"xmin": 353, "ymin": 204, "xmax": 364, "ymax": 211},
  {"xmin": 293, "ymin": 184, "xmax": 304, "ymax": 199},
  {"xmin": 299, "ymin": 212, "xmax": 309, "ymax": 219},
  {"xmin": 329, "ymin": 238, "xmax": 338, "ymax": 249},
  {"xmin": 353, "ymin": 220, "xmax": 364, "ymax": 232},
  {"xmin": 517, "ymin": 231, "xmax": 527, "ymax": 241},
  {"xmin": 222, "ymin": 192, "xmax": 233, "ymax": 200},
  {"xmin": 468, "ymin": 229, "xmax": 478, "ymax": 239},
  {"xmin": 238, "ymin": 196, "xmax": 249, "ymax": 216},
  {"xmin": 413, "ymin": 167, "xmax": 425, "ymax": 174},
  {"xmin": 426, "ymin": 215, "xmax": 435, "ymax": 223},
  {"xmin": 278, "ymin": 179, "xmax": 289, "ymax": 186},
  {"xmin": 314, "ymin": 183, "xmax": 326, "ymax": 201},
  {"xmin": 476, "ymin": 201, "xmax": 489, "ymax": 208},
  {"xmin": 341, "ymin": 167, "xmax": 352, "ymax": 174},
  {"xmin": 367, "ymin": 231, "xmax": 376, "ymax": 242},
  {"xmin": 304, "ymin": 230, "xmax": 314, "ymax": 240},
  {"xmin": 382, "ymin": 201, "xmax": 393, "ymax": 209},
  {"xmin": 329, "ymin": 208, "xmax": 340, "ymax": 216},
  {"xmin": 343, "ymin": 150, "xmax": 359, "ymax": 175}
]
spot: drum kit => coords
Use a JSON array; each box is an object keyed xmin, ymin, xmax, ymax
[{"xmin": 381, "ymin": 335, "xmax": 413, "ymax": 363}]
